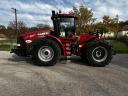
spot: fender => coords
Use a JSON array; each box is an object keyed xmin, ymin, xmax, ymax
[
  {"xmin": 42, "ymin": 35, "xmax": 65, "ymax": 56},
  {"xmin": 27, "ymin": 34, "xmax": 66, "ymax": 56},
  {"xmin": 79, "ymin": 34, "xmax": 102, "ymax": 46},
  {"xmin": 78, "ymin": 34, "xmax": 102, "ymax": 55}
]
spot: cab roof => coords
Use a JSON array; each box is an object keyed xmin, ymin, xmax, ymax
[{"xmin": 57, "ymin": 13, "xmax": 78, "ymax": 18}]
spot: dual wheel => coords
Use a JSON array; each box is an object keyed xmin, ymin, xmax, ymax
[{"xmin": 81, "ymin": 40, "xmax": 112, "ymax": 67}]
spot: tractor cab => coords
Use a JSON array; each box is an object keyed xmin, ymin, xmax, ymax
[
  {"xmin": 51, "ymin": 11, "xmax": 77, "ymax": 38},
  {"xmin": 51, "ymin": 11, "xmax": 78, "ymax": 56}
]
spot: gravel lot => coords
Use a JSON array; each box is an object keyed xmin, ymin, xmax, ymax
[{"xmin": 0, "ymin": 51, "xmax": 128, "ymax": 96}]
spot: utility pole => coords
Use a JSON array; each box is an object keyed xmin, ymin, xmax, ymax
[
  {"xmin": 12, "ymin": 8, "xmax": 18, "ymax": 38},
  {"xmin": 116, "ymin": 14, "xmax": 119, "ymax": 39}
]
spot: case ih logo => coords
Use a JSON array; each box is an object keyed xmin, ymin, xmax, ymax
[{"xmin": 37, "ymin": 32, "xmax": 49, "ymax": 36}]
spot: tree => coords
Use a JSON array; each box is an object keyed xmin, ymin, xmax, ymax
[
  {"xmin": 95, "ymin": 22, "xmax": 104, "ymax": 34},
  {"xmin": 119, "ymin": 20, "xmax": 128, "ymax": 31},
  {"xmin": 28, "ymin": 27, "xmax": 38, "ymax": 32},
  {"xmin": 18, "ymin": 21, "xmax": 28, "ymax": 34},
  {"xmin": 69, "ymin": 6, "xmax": 80, "ymax": 14},
  {"xmin": 7, "ymin": 21, "xmax": 28, "ymax": 38},
  {"xmin": 103, "ymin": 15, "xmax": 111, "ymax": 33},
  {"xmin": 0, "ymin": 25, "xmax": 7, "ymax": 35},
  {"xmin": 36, "ymin": 24, "xmax": 50, "ymax": 29},
  {"xmin": 70, "ymin": 6, "xmax": 95, "ymax": 35},
  {"xmin": 103, "ymin": 15, "xmax": 118, "ymax": 38}
]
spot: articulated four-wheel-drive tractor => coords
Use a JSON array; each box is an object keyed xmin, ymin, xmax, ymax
[{"xmin": 11, "ymin": 11, "xmax": 114, "ymax": 67}]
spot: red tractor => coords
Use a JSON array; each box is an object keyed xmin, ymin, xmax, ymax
[{"xmin": 11, "ymin": 10, "xmax": 114, "ymax": 67}]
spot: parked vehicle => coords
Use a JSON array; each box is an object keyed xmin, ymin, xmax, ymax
[{"xmin": 11, "ymin": 11, "xmax": 114, "ymax": 67}]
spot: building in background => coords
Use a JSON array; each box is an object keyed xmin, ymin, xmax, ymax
[
  {"xmin": 103, "ymin": 32, "xmax": 115, "ymax": 38},
  {"xmin": 118, "ymin": 25, "xmax": 128, "ymax": 37},
  {"xmin": 0, "ymin": 34, "xmax": 7, "ymax": 40}
]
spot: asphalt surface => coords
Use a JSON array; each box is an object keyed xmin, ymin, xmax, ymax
[
  {"xmin": 111, "ymin": 54, "xmax": 128, "ymax": 68},
  {"xmin": 0, "ymin": 51, "xmax": 128, "ymax": 96}
]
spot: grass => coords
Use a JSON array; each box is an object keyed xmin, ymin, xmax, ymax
[
  {"xmin": 112, "ymin": 40, "xmax": 128, "ymax": 53},
  {"xmin": 0, "ymin": 45, "xmax": 10, "ymax": 51},
  {"xmin": 0, "ymin": 39, "xmax": 16, "ymax": 51},
  {"xmin": 0, "ymin": 39, "xmax": 16, "ymax": 44}
]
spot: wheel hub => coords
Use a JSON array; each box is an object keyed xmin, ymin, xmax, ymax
[
  {"xmin": 92, "ymin": 46, "xmax": 108, "ymax": 62},
  {"xmin": 38, "ymin": 46, "xmax": 54, "ymax": 62},
  {"xmin": 96, "ymin": 51, "xmax": 101, "ymax": 57},
  {"xmin": 44, "ymin": 51, "xmax": 49, "ymax": 55}
]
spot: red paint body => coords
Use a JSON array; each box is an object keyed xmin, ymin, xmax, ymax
[
  {"xmin": 20, "ymin": 29, "xmax": 101, "ymax": 56},
  {"xmin": 10, "ymin": 11, "xmax": 113, "ymax": 67},
  {"xmin": 13, "ymin": 12, "xmax": 103, "ymax": 57}
]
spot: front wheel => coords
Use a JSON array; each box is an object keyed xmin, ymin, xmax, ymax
[
  {"xmin": 32, "ymin": 39, "xmax": 61, "ymax": 66},
  {"xmin": 82, "ymin": 41, "xmax": 112, "ymax": 67}
]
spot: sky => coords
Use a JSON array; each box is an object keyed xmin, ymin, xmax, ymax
[{"xmin": 0, "ymin": 0, "xmax": 128, "ymax": 27}]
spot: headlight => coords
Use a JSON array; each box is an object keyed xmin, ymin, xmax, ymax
[
  {"xmin": 17, "ymin": 44, "xmax": 21, "ymax": 46},
  {"xmin": 25, "ymin": 40, "xmax": 32, "ymax": 43}
]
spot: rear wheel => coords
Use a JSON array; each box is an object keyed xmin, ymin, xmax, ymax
[
  {"xmin": 32, "ymin": 39, "xmax": 61, "ymax": 66},
  {"xmin": 81, "ymin": 41, "xmax": 112, "ymax": 67}
]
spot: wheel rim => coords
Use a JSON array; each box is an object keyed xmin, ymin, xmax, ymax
[
  {"xmin": 92, "ymin": 46, "xmax": 108, "ymax": 62},
  {"xmin": 38, "ymin": 46, "xmax": 54, "ymax": 62}
]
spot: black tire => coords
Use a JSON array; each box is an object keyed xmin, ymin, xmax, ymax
[
  {"xmin": 81, "ymin": 40, "xmax": 112, "ymax": 67},
  {"xmin": 80, "ymin": 54, "xmax": 89, "ymax": 64},
  {"xmin": 32, "ymin": 39, "xmax": 61, "ymax": 66}
]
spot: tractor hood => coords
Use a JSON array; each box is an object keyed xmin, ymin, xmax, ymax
[
  {"xmin": 19, "ymin": 29, "xmax": 52, "ymax": 44},
  {"xmin": 21, "ymin": 29, "xmax": 51, "ymax": 39}
]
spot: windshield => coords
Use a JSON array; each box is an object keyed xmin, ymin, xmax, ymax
[
  {"xmin": 60, "ymin": 18, "xmax": 74, "ymax": 28},
  {"xmin": 59, "ymin": 18, "xmax": 75, "ymax": 37}
]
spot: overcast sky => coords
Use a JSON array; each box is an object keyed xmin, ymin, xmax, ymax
[{"xmin": 0, "ymin": 0, "xmax": 128, "ymax": 27}]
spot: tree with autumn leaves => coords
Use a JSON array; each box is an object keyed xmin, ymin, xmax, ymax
[
  {"xmin": 70, "ymin": 6, "xmax": 118, "ymax": 37},
  {"xmin": 103, "ymin": 15, "xmax": 118, "ymax": 38},
  {"xmin": 103, "ymin": 15, "xmax": 118, "ymax": 32},
  {"xmin": 70, "ymin": 6, "xmax": 96, "ymax": 35}
]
